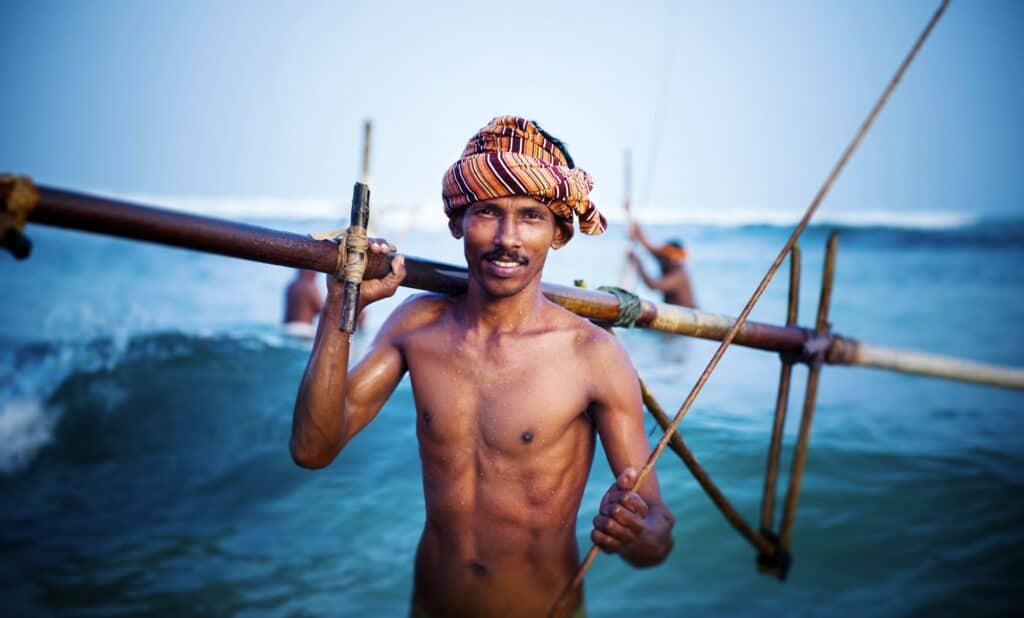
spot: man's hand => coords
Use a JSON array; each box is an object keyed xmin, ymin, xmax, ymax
[
  {"xmin": 591, "ymin": 466, "xmax": 675, "ymax": 566},
  {"xmin": 325, "ymin": 239, "xmax": 406, "ymax": 311},
  {"xmin": 591, "ymin": 467, "xmax": 649, "ymax": 554}
]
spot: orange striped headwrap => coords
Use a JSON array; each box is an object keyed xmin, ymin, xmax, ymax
[
  {"xmin": 442, "ymin": 116, "xmax": 607, "ymax": 245},
  {"xmin": 659, "ymin": 244, "xmax": 687, "ymax": 262}
]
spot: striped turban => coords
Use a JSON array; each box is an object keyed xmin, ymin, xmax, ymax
[{"xmin": 442, "ymin": 116, "xmax": 607, "ymax": 247}]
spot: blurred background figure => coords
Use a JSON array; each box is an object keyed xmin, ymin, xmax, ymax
[
  {"xmin": 283, "ymin": 269, "xmax": 323, "ymax": 337},
  {"xmin": 627, "ymin": 221, "xmax": 696, "ymax": 308}
]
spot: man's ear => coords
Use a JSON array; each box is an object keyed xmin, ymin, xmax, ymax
[
  {"xmin": 448, "ymin": 209, "xmax": 465, "ymax": 239},
  {"xmin": 550, "ymin": 217, "xmax": 574, "ymax": 250}
]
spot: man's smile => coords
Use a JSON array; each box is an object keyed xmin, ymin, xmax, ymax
[{"xmin": 482, "ymin": 249, "xmax": 528, "ymax": 277}]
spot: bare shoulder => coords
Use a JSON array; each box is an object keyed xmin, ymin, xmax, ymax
[
  {"xmin": 373, "ymin": 292, "xmax": 452, "ymax": 342},
  {"xmin": 545, "ymin": 301, "xmax": 636, "ymax": 375},
  {"xmin": 542, "ymin": 305, "xmax": 643, "ymax": 418}
]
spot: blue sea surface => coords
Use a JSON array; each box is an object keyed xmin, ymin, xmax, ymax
[{"xmin": 2, "ymin": 216, "xmax": 1023, "ymax": 616}]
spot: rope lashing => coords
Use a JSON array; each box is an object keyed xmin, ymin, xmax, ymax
[
  {"xmin": 597, "ymin": 285, "xmax": 643, "ymax": 328},
  {"xmin": 306, "ymin": 226, "xmax": 370, "ymax": 284},
  {"xmin": 338, "ymin": 182, "xmax": 372, "ymax": 334},
  {"xmin": 0, "ymin": 174, "xmax": 38, "ymax": 231},
  {"xmin": 343, "ymin": 225, "xmax": 369, "ymax": 284},
  {"xmin": 307, "ymin": 228, "xmax": 350, "ymax": 281},
  {"xmin": 0, "ymin": 174, "xmax": 39, "ymax": 259}
]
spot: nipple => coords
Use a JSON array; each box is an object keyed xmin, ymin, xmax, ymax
[{"xmin": 470, "ymin": 561, "xmax": 488, "ymax": 576}]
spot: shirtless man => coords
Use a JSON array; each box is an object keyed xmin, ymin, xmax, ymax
[
  {"xmin": 290, "ymin": 117, "xmax": 674, "ymax": 617},
  {"xmin": 283, "ymin": 269, "xmax": 324, "ymax": 324},
  {"xmin": 627, "ymin": 222, "xmax": 697, "ymax": 308}
]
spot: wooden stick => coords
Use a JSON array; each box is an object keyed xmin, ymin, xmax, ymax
[
  {"xmin": 779, "ymin": 231, "xmax": 838, "ymax": 549},
  {"xmin": 760, "ymin": 246, "xmax": 801, "ymax": 532}
]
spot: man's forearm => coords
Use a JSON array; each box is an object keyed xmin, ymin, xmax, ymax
[
  {"xmin": 290, "ymin": 290, "xmax": 351, "ymax": 468},
  {"xmin": 636, "ymin": 266, "xmax": 658, "ymax": 291},
  {"xmin": 636, "ymin": 231, "xmax": 658, "ymax": 255},
  {"xmin": 622, "ymin": 503, "xmax": 675, "ymax": 567}
]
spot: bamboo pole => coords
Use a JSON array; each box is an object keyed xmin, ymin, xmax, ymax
[
  {"xmin": 779, "ymin": 231, "xmax": 838, "ymax": 550},
  {"xmin": 615, "ymin": 149, "xmax": 637, "ymax": 290},
  {"xmin": 361, "ymin": 119, "xmax": 372, "ymax": 183},
  {"xmin": 830, "ymin": 340, "xmax": 1024, "ymax": 390},
  {"xmin": 760, "ymin": 247, "xmax": 801, "ymax": 532},
  {"xmin": 15, "ymin": 182, "xmax": 1024, "ymax": 391},
  {"xmin": 22, "ymin": 183, "xmax": 806, "ymax": 351}
]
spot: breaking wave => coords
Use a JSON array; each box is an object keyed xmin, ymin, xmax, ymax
[{"xmin": 0, "ymin": 330, "xmax": 309, "ymax": 476}]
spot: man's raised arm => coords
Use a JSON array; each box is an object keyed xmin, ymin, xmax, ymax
[
  {"xmin": 290, "ymin": 242, "xmax": 406, "ymax": 469},
  {"xmin": 628, "ymin": 221, "xmax": 659, "ymax": 256},
  {"xmin": 587, "ymin": 332, "xmax": 675, "ymax": 567},
  {"xmin": 627, "ymin": 250, "xmax": 669, "ymax": 293}
]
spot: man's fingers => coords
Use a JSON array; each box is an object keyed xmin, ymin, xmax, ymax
[
  {"xmin": 387, "ymin": 255, "xmax": 406, "ymax": 285},
  {"xmin": 621, "ymin": 491, "xmax": 649, "ymax": 518},
  {"xmin": 591, "ymin": 528, "xmax": 623, "ymax": 553},
  {"xmin": 608, "ymin": 504, "xmax": 645, "ymax": 534},
  {"xmin": 599, "ymin": 490, "xmax": 624, "ymax": 516},
  {"xmin": 367, "ymin": 238, "xmax": 397, "ymax": 254},
  {"xmin": 598, "ymin": 513, "xmax": 634, "ymax": 544}
]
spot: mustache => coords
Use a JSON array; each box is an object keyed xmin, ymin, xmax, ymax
[{"xmin": 482, "ymin": 249, "xmax": 528, "ymax": 264}]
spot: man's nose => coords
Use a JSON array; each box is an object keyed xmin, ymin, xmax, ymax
[{"xmin": 494, "ymin": 215, "xmax": 522, "ymax": 249}]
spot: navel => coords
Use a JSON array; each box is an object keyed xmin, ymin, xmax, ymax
[
  {"xmin": 521, "ymin": 430, "xmax": 534, "ymax": 444},
  {"xmin": 422, "ymin": 411, "xmax": 432, "ymax": 425}
]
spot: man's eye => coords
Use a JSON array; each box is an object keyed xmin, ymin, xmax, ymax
[{"xmin": 522, "ymin": 210, "xmax": 543, "ymax": 220}]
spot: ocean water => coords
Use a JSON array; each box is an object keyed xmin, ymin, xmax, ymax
[{"xmin": 2, "ymin": 212, "xmax": 1023, "ymax": 616}]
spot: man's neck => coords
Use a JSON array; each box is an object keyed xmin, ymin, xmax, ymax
[{"xmin": 462, "ymin": 279, "xmax": 546, "ymax": 335}]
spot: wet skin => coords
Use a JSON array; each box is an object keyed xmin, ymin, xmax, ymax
[{"xmin": 291, "ymin": 198, "xmax": 675, "ymax": 617}]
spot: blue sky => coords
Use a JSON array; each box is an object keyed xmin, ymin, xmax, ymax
[{"xmin": 1, "ymin": 0, "xmax": 1022, "ymax": 222}]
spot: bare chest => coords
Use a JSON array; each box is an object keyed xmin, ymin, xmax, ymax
[{"xmin": 402, "ymin": 333, "xmax": 590, "ymax": 454}]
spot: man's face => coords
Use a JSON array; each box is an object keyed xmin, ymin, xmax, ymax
[{"xmin": 455, "ymin": 196, "xmax": 564, "ymax": 299}]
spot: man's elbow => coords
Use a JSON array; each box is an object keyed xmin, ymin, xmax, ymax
[{"xmin": 289, "ymin": 436, "xmax": 341, "ymax": 469}]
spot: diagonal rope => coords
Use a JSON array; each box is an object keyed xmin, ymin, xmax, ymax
[{"xmin": 550, "ymin": 1, "xmax": 950, "ymax": 614}]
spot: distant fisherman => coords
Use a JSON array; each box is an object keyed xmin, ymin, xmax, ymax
[
  {"xmin": 282, "ymin": 269, "xmax": 324, "ymax": 337},
  {"xmin": 628, "ymin": 222, "xmax": 697, "ymax": 308},
  {"xmin": 290, "ymin": 116, "xmax": 675, "ymax": 617}
]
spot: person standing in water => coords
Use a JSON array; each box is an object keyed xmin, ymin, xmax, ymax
[
  {"xmin": 290, "ymin": 116, "xmax": 675, "ymax": 617},
  {"xmin": 283, "ymin": 269, "xmax": 325, "ymax": 333},
  {"xmin": 627, "ymin": 221, "xmax": 697, "ymax": 308}
]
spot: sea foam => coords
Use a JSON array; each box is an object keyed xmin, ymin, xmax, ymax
[{"xmin": 0, "ymin": 398, "xmax": 56, "ymax": 475}]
